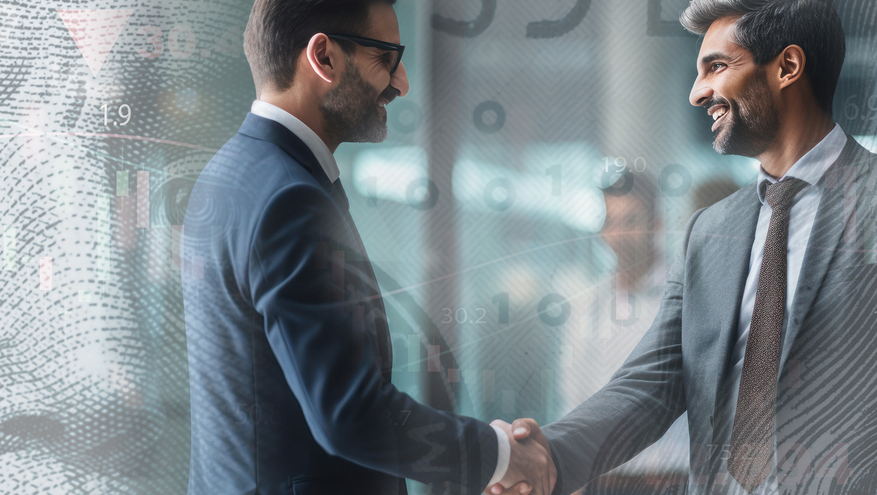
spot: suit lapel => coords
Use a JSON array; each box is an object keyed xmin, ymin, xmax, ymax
[
  {"xmin": 780, "ymin": 136, "xmax": 865, "ymax": 370},
  {"xmin": 704, "ymin": 186, "xmax": 762, "ymax": 413},
  {"xmin": 238, "ymin": 112, "xmax": 333, "ymax": 187},
  {"xmin": 238, "ymin": 112, "xmax": 393, "ymax": 379},
  {"xmin": 239, "ymin": 112, "xmax": 353, "ymax": 210}
]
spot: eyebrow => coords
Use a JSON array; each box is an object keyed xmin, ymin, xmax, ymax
[{"xmin": 699, "ymin": 52, "xmax": 728, "ymax": 68}]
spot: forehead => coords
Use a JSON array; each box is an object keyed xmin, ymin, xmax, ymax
[
  {"xmin": 697, "ymin": 16, "xmax": 748, "ymax": 61},
  {"xmin": 363, "ymin": 2, "xmax": 401, "ymax": 44}
]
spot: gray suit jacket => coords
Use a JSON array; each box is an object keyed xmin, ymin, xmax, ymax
[{"xmin": 543, "ymin": 136, "xmax": 877, "ymax": 495}]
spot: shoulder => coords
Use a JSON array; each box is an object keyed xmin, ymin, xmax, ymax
[
  {"xmin": 184, "ymin": 131, "xmax": 332, "ymax": 237},
  {"xmin": 819, "ymin": 136, "xmax": 877, "ymax": 212},
  {"xmin": 689, "ymin": 182, "xmax": 756, "ymax": 231},
  {"xmin": 197, "ymin": 132, "xmax": 325, "ymax": 200}
]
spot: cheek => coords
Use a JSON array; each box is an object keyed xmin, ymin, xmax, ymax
[
  {"xmin": 368, "ymin": 71, "xmax": 391, "ymax": 92},
  {"xmin": 601, "ymin": 230, "xmax": 622, "ymax": 249}
]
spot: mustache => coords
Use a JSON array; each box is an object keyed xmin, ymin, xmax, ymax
[
  {"xmin": 706, "ymin": 96, "xmax": 730, "ymax": 110},
  {"xmin": 380, "ymin": 85, "xmax": 400, "ymax": 104}
]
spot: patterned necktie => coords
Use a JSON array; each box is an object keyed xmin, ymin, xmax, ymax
[{"xmin": 728, "ymin": 177, "xmax": 809, "ymax": 492}]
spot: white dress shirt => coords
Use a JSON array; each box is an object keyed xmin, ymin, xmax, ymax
[
  {"xmin": 250, "ymin": 100, "xmax": 341, "ymax": 182},
  {"xmin": 248, "ymin": 100, "xmax": 511, "ymax": 488},
  {"xmin": 718, "ymin": 124, "xmax": 847, "ymax": 494}
]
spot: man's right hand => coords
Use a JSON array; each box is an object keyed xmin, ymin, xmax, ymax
[{"xmin": 488, "ymin": 419, "xmax": 556, "ymax": 495}]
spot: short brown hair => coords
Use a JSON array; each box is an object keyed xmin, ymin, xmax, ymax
[{"xmin": 244, "ymin": 0, "xmax": 397, "ymax": 92}]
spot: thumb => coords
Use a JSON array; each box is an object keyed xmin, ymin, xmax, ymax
[{"xmin": 510, "ymin": 418, "xmax": 532, "ymax": 440}]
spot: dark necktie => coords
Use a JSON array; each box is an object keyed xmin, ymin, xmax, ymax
[
  {"xmin": 332, "ymin": 178, "xmax": 350, "ymax": 210},
  {"xmin": 331, "ymin": 178, "xmax": 392, "ymax": 378},
  {"xmin": 728, "ymin": 177, "xmax": 808, "ymax": 492}
]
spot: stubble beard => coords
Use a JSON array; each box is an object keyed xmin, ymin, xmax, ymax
[
  {"xmin": 320, "ymin": 56, "xmax": 388, "ymax": 144},
  {"xmin": 713, "ymin": 69, "xmax": 780, "ymax": 158}
]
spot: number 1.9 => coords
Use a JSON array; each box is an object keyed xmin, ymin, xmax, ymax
[{"xmin": 101, "ymin": 104, "xmax": 132, "ymax": 127}]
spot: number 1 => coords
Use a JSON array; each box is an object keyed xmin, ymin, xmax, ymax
[{"xmin": 493, "ymin": 292, "xmax": 509, "ymax": 324}]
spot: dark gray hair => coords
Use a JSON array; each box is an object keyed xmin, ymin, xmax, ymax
[
  {"xmin": 680, "ymin": 0, "xmax": 845, "ymax": 114},
  {"xmin": 244, "ymin": 0, "xmax": 397, "ymax": 92}
]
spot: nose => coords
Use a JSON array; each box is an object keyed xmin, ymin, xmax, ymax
[
  {"xmin": 689, "ymin": 76, "xmax": 712, "ymax": 107},
  {"xmin": 391, "ymin": 62, "xmax": 409, "ymax": 97}
]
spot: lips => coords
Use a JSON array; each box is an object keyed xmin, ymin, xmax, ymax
[
  {"xmin": 709, "ymin": 105, "xmax": 729, "ymax": 132},
  {"xmin": 378, "ymin": 86, "xmax": 399, "ymax": 106},
  {"xmin": 376, "ymin": 96, "xmax": 389, "ymax": 121}
]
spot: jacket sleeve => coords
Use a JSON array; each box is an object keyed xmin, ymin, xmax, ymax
[
  {"xmin": 542, "ymin": 208, "xmax": 706, "ymax": 494},
  {"xmin": 247, "ymin": 182, "xmax": 497, "ymax": 494}
]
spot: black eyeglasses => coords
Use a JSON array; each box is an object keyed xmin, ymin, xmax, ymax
[{"xmin": 326, "ymin": 34, "xmax": 405, "ymax": 75}]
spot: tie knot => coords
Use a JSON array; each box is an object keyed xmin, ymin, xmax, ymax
[{"xmin": 765, "ymin": 178, "xmax": 808, "ymax": 210}]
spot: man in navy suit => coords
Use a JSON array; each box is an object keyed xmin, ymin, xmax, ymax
[
  {"xmin": 181, "ymin": 1, "xmax": 556, "ymax": 494},
  {"xmin": 494, "ymin": 1, "xmax": 877, "ymax": 494}
]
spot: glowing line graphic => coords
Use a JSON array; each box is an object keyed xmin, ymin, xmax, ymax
[{"xmin": 0, "ymin": 131, "xmax": 218, "ymax": 152}]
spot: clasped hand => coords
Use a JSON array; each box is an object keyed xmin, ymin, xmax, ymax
[{"xmin": 486, "ymin": 418, "xmax": 556, "ymax": 495}]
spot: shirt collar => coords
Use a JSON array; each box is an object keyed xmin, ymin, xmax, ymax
[
  {"xmin": 756, "ymin": 124, "xmax": 846, "ymax": 204},
  {"xmin": 250, "ymin": 100, "xmax": 340, "ymax": 183}
]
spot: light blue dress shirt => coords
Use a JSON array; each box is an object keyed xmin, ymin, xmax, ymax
[{"xmin": 718, "ymin": 124, "xmax": 848, "ymax": 495}]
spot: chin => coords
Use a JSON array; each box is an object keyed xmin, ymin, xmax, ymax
[
  {"xmin": 713, "ymin": 140, "xmax": 731, "ymax": 155},
  {"xmin": 369, "ymin": 122, "xmax": 389, "ymax": 143},
  {"xmin": 351, "ymin": 127, "xmax": 388, "ymax": 144},
  {"xmin": 712, "ymin": 136, "xmax": 730, "ymax": 155},
  {"xmin": 712, "ymin": 125, "xmax": 744, "ymax": 157}
]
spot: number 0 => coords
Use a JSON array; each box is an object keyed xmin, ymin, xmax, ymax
[{"xmin": 169, "ymin": 25, "xmax": 197, "ymax": 59}]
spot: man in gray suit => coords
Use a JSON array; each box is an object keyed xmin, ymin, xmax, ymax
[{"xmin": 490, "ymin": 0, "xmax": 877, "ymax": 494}]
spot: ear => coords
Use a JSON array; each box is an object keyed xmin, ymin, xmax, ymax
[
  {"xmin": 776, "ymin": 45, "xmax": 806, "ymax": 90},
  {"xmin": 305, "ymin": 33, "xmax": 340, "ymax": 83}
]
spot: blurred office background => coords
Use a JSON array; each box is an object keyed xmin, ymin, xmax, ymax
[{"xmin": 1, "ymin": 0, "xmax": 876, "ymax": 494}]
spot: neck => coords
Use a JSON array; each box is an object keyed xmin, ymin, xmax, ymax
[
  {"xmin": 757, "ymin": 111, "xmax": 834, "ymax": 179},
  {"xmin": 616, "ymin": 255, "xmax": 655, "ymax": 293},
  {"xmin": 259, "ymin": 89, "xmax": 340, "ymax": 153}
]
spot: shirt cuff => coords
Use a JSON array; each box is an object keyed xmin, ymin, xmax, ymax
[{"xmin": 487, "ymin": 424, "xmax": 510, "ymax": 487}]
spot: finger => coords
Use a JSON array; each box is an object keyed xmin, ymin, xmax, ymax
[
  {"xmin": 515, "ymin": 418, "xmax": 552, "ymax": 457},
  {"xmin": 491, "ymin": 419, "xmax": 512, "ymax": 435},
  {"xmin": 545, "ymin": 453, "xmax": 558, "ymax": 495},
  {"xmin": 511, "ymin": 418, "xmax": 532, "ymax": 440},
  {"xmin": 506, "ymin": 481, "xmax": 530, "ymax": 495},
  {"xmin": 488, "ymin": 481, "xmax": 528, "ymax": 495}
]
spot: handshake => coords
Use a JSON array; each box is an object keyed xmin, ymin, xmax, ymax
[{"xmin": 486, "ymin": 418, "xmax": 557, "ymax": 495}]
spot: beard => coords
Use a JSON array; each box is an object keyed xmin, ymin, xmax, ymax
[
  {"xmin": 712, "ymin": 68, "xmax": 780, "ymax": 157},
  {"xmin": 320, "ymin": 57, "xmax": 388, "ymax": 144}
]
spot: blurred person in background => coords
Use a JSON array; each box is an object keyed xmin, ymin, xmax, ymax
[{"xmin": 558, "ymin": 171, "xmax": 689, "ymax": 495}]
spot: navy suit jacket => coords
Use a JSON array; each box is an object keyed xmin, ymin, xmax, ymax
[
  {"xmin": 182, "ymin": 113, "xmax": 497, "ymax": 495},
  {"xmin": 544, "ymin": 137, "xmax": 877, "ymax": 495}
]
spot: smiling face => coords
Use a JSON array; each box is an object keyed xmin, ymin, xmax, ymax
[
  {"xmin": 689, "ymin": 16, "xmax": 780, "ymax": 157},
  {"xmin": 319, "ymin": 2, "xmax": 409, "ymax": 144}
]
